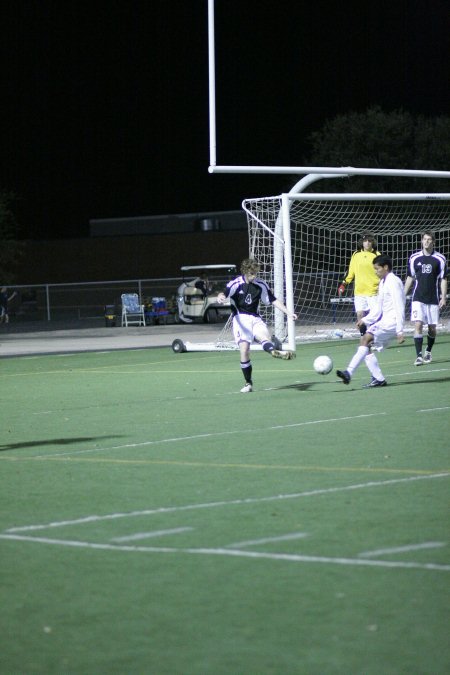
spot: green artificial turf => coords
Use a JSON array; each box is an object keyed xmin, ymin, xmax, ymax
[{"xmin": 1, "ymin": 336, "xmax": 449, "ymax": 674}]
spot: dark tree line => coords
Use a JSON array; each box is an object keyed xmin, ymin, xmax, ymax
[
  {"xmin": 0, "ymin": 192, "xmax": 23, "ymax": 283},
  {"xmin": 1, "ymin": 107, "xmax": 449, "ymax": 281},
  {"xmin": 300, "ymin": 106, "xmax": 450, "ymax": 193}
]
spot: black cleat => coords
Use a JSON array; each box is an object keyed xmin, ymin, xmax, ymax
[
  {"xmin": 336, "ymin": 369, "xmax": 351, "ymax": 384},
  {"xmin": 363, "ymin": 377, "xmax": 387, "ymax": 388}
]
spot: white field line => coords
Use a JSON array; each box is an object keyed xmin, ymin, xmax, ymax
[
  {"xmin": 0, "ymin": 533, "xmax": 449, "ymax": 572},
  {"xmin": 26, "ymin": 402, "xmax": 448, "ymax": 420},
  {"xmin": 5, "ymin": 472, "xmax": 449, "ymax": 534},
  {"xmin": 32, "ymin": 412, "xmax": 386, "ymax": 459},
  {"xmin": 383, "ymin": 367, "xmax": 450, "ymax": 380},
  {"xmin": 359, "ymin": 541, "xmax": 447, "ymax": 558},
  {"xmin": 226, "ymin": 532, "xmax": 308, "ymax": 548},
  {"xmin": 111, "ymin": 527, "xmax": 193, "ymax": 543},
  {"xmin": 417, "ymin": 406, "xmax": 450, "ymax": 413}
]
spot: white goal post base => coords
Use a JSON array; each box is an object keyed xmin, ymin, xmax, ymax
[
  {"xmin": 171, "ymin": 340, "xmax": 290, "ymax": 354},
  {"xmin": 170, "ymin": 323, "xmax": 449, "ymax": 354}
]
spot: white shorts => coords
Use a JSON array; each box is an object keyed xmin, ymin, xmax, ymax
[
  {"xmin": 366, "ymin": 320, "xmax": 397, "ymax": 352},
  {"xmin": 354, "ymin": 295, "xmax": 379, "ymax": 314},
  {"xmin": 410, "ymin": 301, "xmax": 439, "ymax": 326},
  {"xmin": 232, "ymin": 314, "xmax": 268, "ymax": 344}
]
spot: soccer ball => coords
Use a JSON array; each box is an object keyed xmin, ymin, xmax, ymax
[{"xmin": 313, "ymin": 355, "xmax": 333, "ymax": 375}]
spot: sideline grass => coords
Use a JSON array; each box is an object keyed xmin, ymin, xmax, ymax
[{"xmin": 1, "ymin": 336, "xmax": 449, "ymax": 674}]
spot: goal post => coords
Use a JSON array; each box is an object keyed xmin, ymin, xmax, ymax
[{"xmin": 241, "ymin": 191, "xmax": 450, "ymax": 349}]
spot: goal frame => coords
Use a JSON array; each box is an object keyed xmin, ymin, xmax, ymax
[
  {"xmin": 272, "ymin": 191, "xmax": 450, "ymax": 351},
  {"xmin": 172, "ymin": 175, "xmax": 450, "ymax": 354}
]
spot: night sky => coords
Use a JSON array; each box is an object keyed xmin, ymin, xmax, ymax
[{"xmin": 1, "ymin": 0, "xmax": 449, "ymax": 240}]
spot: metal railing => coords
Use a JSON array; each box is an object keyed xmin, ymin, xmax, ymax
[
  {"xmin": 7, "ymin": 275, "xmax": 450, "ymax": 329},
  {"xmin": 7, "ymin": 274, "xmax": 238, "ymax": 323},
  {"xmin": 9, "ymin": 278, "xmax": 182, "ymax": 322}
]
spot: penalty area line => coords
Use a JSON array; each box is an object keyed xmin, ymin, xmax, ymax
[
  {"xmin": 417, "ymin": 406, "xmax": 450, "ymax": 413},
  {"xmin": 29, "ymin": 411, "xmax": 387, "ymax": 459},
  {"xmin": 0, "ymin": 534, "xmax": 448, "ymax": 572},
  {"xmin": 359, "ymin": 541, "xmax": 446, "ymax": 558},
  {"xmin": 5, "ymin": 472, "xmax": 449, "ymax": 533}
]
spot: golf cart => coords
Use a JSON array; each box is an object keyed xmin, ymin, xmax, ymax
[{"xmin": 175, "ymin": 264, "xmax": 236, "ymax": 323}]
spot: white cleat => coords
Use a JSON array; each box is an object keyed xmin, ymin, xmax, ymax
[
  {"xmin": 423, "ymin": 351, "xmax": 432, "ymax": 363},
  {"xmin": 271, "ymin": 349, "xmax": 296, "ymax": 360},
  {"xmin": 414, "ymin": 356, "xmax": 424, "ymax": 366},
  {"xmin": 240, "ymin": 383, "xmax": 253, "ymax": 393}
]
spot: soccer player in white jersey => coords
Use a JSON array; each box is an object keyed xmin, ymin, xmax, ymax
[
  {"xmin": 404, "ymin": 231, "xmax": 448, "ymax": 365},
  {"xmin": 217, "ymin": 258, "xmax": 297, "ymax": 393},
  {"xmin": 336, "ymin": 254, "xmax": 405, "ymax": 388}
]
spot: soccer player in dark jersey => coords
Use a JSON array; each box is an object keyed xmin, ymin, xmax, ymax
[
  {"xmin": 217, "ymin": 258, "xmax": 298, "ymax": 393},
  {"xmin": 404, "ymin": 231, "xmax": 448, "ymax": 365}
]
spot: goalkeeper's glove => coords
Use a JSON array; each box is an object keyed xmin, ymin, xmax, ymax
[{"xmin": 338, "ymin": 283, "xmax": 346, "ymax": 296}]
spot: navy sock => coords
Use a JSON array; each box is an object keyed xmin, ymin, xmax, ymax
[
  {"xmin": 414, "ymin": 336, "xmax": 423, "ymax": 357},
  {"xmin": 240, "ymin": 360, "xmax": 252, "ymax": 383}
]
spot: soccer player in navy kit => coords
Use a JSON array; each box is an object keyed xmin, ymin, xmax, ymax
[
  {"xmin": 404, "ymin": 232, "xmax": 448, "ymax": 365},
  {"xmin": 217, "ymin": 258, "xmax": 297, "ymax": 393}
]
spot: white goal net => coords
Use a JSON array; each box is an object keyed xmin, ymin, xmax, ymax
[{"xmin": 216, "ymin": 193, "xmax": 450, "ymax": 350}]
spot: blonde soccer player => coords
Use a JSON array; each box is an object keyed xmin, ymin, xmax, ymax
[{"xmin": 217, "ymin": 258, "xmax": 297, "ymax": 393}]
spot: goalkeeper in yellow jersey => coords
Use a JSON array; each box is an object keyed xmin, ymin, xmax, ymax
[{"xmin": 338, "ymin": 233, "xmax": 381, "ymax": 333}]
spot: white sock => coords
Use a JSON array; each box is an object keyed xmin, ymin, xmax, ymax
[
  {"xmin": 347, "ymin": 346, "xmax": 369, "ymax": 375},
  {"xmin": 364, "ymin": 352, "xmax": 384, "ymax": 381}
]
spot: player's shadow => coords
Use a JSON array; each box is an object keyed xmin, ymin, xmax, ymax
[
  {"xmin": 276, "ymin": 381, "xmax": 318, "ymax": 392},
  {"xmin": 0, "ymin": 435, "xmax": 124, "ymax": 452},
  {"xmin": 284, "ymin": 373, "xmax": 450, "ymax": 391},
  {"xmin": 334, "ymin": 374, "xmax": 450, "ymax": 390},
  {"xmin": 384, "ymin": 375, "xmax": 450, "ymax": 387}
]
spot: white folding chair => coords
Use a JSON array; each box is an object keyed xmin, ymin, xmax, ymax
[{"xmin": 121, "ymin": 293, "xmax": 145, "ymax": 327}]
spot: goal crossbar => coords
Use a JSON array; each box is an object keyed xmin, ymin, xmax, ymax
[{"xmin": 286, "ymin": 193, "xmax": 450, "ymax": 201}]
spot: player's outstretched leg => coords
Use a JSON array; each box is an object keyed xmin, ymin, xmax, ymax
[{"xmin": 260, "ymin": 339, "xmax": 295, "ymax": 360}]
